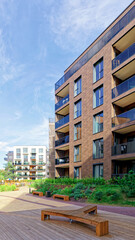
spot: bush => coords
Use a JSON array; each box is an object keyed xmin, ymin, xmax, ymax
[
  {"xmin": 106, "ymin": 189, "xmax": 115, "ymax": 196},
  {"xmin": 94, "ymin": 191, "xmax": 103, "ymax": 201},
  {"xmin": 85, "ymin": 188, "xmax": 92, "ymax": 197},
  {"xmin": 118, "ymin": 171, "xmax": 135, "ymax": 198},
  {"xmin": 110, "ymin": 192, "xmax": 120, "ymax": 201}
]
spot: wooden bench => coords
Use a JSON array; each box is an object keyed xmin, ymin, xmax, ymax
[
  {"xmin": 53, "ymin": 194, "xmax": 69, "ymax": 201},
  {"xmin": 32, "ymin": 191, "xmax": 43, "ymax": 197},
  {"xmin": 41, "ymin": 205, "xmax": 109, "ymax": 237}
]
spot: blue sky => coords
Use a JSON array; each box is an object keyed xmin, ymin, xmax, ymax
[{"xmin": 0, "ymin": 0, "xmax": 132, "ymax": 168}]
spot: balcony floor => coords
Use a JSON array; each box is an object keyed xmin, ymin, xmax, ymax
[{"xmin": 0, "ymin": 187, "xmax": 135, "ymax": 240}]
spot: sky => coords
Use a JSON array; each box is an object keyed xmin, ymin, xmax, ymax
[{"xmin": 0, "ymin": 0, "xmax": 132, "ymax": 168}]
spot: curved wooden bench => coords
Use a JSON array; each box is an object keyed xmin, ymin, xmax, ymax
[
  {"xmin": 53, "ymin": 194, "xmax": 69, "ymax": 201},
  {"xmin": 41, "ymin": 205, "xmax": 109, "ymax": 237},
  {"xmin": 33, "ymin": 191, "xmax": 43, "ymax": 197}
]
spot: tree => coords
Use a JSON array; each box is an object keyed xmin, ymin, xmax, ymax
[{"xmin": 4, "ymin": 162, "xmax": 16, "ymax": 180}]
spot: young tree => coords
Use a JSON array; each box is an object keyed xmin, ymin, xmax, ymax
[{"xmin": 4, "ymin": 162, "xmax": 16, "ymax": 180}]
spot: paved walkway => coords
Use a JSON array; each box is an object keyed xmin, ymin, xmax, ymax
[{"xmin": 0, "ymin": 187, "xmax": 135, "ymax": 240}]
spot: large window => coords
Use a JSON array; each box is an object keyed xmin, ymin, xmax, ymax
[
  {"xmin": 93, "ymin": 112, "xmax": 103, "ymax": 134},
  {"xmin": 74, "ymin": 122, "xmax": 82, "ymax": 140},
  {"xmin": 93, "ymin": 138, "xmax": 103, "ymax": 159},
  {"xmin": 93, "ymin": 85, "xmax": 103, "ymax": 108},
  {"xmin": 74, "ymin": 167, "xmax": 81, "ymax": 179},
  {"xmin": 16, "ymin": 148, "xmax": 21, "ymax": 158},
  {"xmin": 74, "ymin": 145, "xmax": 81, "ymax": 162},
  {"xmin": 74, "ymin": 77, "xmax": 82, "ymax": 97},
  {"xmin": 23, "ymin": 148, "xmax": 28, "ymax": 154},
  {"xmin": 31, "ymin": 148, "xmax": 36, "ymax": 153},
  {"xmin": 93, "ymin": 58, "xmax": 103, "ymax": 83},
  {"xmin": 74, "ymin": 99, "xmax": 82, "ymax": 119},
  {"xmin": 39, "ymin": 148, "xmax": 43, "ymax": 153},
  {"xmin": 39, "ymin": 155, "xmax": 43, "ymax": 161},
  {"xmin": 93, "ymin": 164, "xmax": 103, "ymax": 178}
]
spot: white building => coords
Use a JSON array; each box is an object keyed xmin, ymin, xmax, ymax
[{"xmin": 13, "ymin": 146, "xmax": 49, "ymax": 180}]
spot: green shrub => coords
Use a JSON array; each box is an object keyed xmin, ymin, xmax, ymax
[
  {"xmin": 106, "ymin": 189, "xmax": 115, "ymax": 196},
  {"xmin": 110, "ymin": 192, "xmax": 120, "ymax": 201},
  {"xmin": 94, "ymin": 191, "xmax": 103, "ymax": 201},
  {"xmin": 85, "ymin": 188, "xmax": 92, "ymax": 197},
  {"xmin": 118, "ymin": 171, "xmax": 135, "ymax": 198}
]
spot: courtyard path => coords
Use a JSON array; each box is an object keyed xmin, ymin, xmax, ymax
[{"xmin": 0, "ymin": 187, "xmax": 135, "ymax": 240}]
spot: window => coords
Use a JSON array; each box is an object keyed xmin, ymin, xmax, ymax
[
  {"xmin": 74, "ymin": 99, "xmax": 82, "ymax": 118},
  {"xmin": 39, "ymin": 148, "xmax": 43, "ymax": 153},
  {"xmin": 74, "ymin": 145, "xmax": 81, "ymax": 162},
  {"xmin": 93, "ymin": 164, "xmax": 103, "ymax": 178},
  {"xmin": 24, "ymin": 155, "xmax": 28, "ymax": 160},
  {"xmin": 16, "ymin": 148, "xmax": 21, "ymax": 153},
  {"xmin": 74, "ymin": 77, "xmax": 82, "ymax": 97},
  {"xmin": 23, "ymin": 148, "xmax": 28, "ymax": 153},
  {"xmin": 31, "ymin": 148, "xmax": 36, "ymax": 153},
  {"xmin": 93, "ymin": 138, "xmax": 103, "ymax": 159},
  {"xmin": 74, "ymin": 167, "xmax": 81, "ymax": 179},
  {"xmin": 16, "ymin": 148, "xmax": 21, "ymax": 158},
  {"xmin": 93, "ymin": 58, "xmax": 103, "ymax": 83},
  {"xmin": 93, "ymin": 112, "xmax": 103, "ymax": 134},
  {"xmin": 93, "ymin": 85, "xmax": 103, "ymax": 108},
  {"xmin": 39, "ymin": 155, "xmax": 43, "ymax": 161},
  {"xmin": 74, "ymin": 122, "xmax": 82, "ymax": 140}
]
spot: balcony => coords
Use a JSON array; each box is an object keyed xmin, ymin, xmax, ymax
[
  {"xmin": 30, "ymin": 161, "xmax": 36, "ymax": 165},
  {"xmin": 55, "ymin": 135, "xmax": 69, "ymax": 147},
  {"xmin": 38, "ymin": 162, "xmax": 44, "ymax": 165},
  {"xmin": 30, "ymin": 157, "xmax": 36, "ymax": 160},
  {"xmin": 55, "ymin": 94, "xmax": 69, "ymax": 111},
  {"xmin": 55, "ymin": 157, "xmax": 69, "ymax": 165},
  {"xmin": 112, "ymin": 141, "xmax": 135, "ymax": 156},
  {"xmin": 112, "ymin": 75, "xmax": 135, "ymax": 99},
  {"xmin": 112, "ymin": 43, "xmax": 135, "ymax": 70},
  {"xmin": 14, "ymin": 162, "xmax": 21, "ymax": 165},
  {"xmin": 112, "ymin": 108, "xmax": 135, "ymax": 128},
  {"xmin": 55, "ymin": 114, "xmax": 69, "ymax": 129},
  {"xmin": 23, "ymin": 162, "xmax": 29, "ymax": 165}
]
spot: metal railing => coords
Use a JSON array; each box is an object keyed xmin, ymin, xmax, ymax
[
  {"xmin": 112, "ymin": 108, "xmax": 135, "ymax": 127},
  {"xmin": 112, "ymin": 140, "xmax": 135, "ymax": 155},
  {"xmin": 112, "ymin": 43, "xmax": 135, "ymax": 69},
  {"xmin": 55, "ymin": 135, "xmax": 69, "ymax": 147},
  {"xmin": 55, "ymin": 157, "xmax": 69, "ymax": 165},
  {"xmin": 55, "ymin": 114, "xmax": 69, "ymax": 129},
  {"xmin": 55, "ymin": 6, "xmax": 135, "ymax": 90},
  {"xmin": 55, "ymin": 94, "xmax": 69, "ymax": 111},
  {"xmin": 112, "ymin": 75, "xmax": 135, "ymax": 98}
]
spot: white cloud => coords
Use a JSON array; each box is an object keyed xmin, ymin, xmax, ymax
[{"xmin": 48, "ymin": 0, "xmax": 132, "ymax": 51}]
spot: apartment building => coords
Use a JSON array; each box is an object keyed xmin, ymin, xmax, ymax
[
  {"xmin": 13, "ymin": 146, "xmax": 48, "ymax": 180},
  {"xmin": 54, "ymin": 2, "xmax": 135, "ymax": 180},
  {"xmin": 4, "ymin": 151, "xmax": 14, "ymax": 163}
]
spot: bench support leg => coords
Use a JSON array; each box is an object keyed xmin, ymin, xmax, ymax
[{"xmin": 96, "ymin": 221, "xmax": 109, "ymax": 236}]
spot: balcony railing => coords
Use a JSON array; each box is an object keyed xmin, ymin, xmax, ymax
[
  {"xmin": 55, "ymin": 94, "xmax": 69, "ymax": 111},
  {"xmin": 30, "ymin": 161, "xmax": 36, "ymax": 165},
  {"xmin": 38, "ymin": 162, "xmax": 44, "ymax": 165},
  {"xmin": 55, "ymin": 157, "xmax": 69, "ymax": 165},
  {"xmin": 55, "ymin": 135, "xmax": 69, "ymax": 147},
  {"xmin": 23, "ymin": 162, "xmax": 29, "ymax": 165},
  {"xmin": 14, "ymin": 162, "xmax": 21, "ymax": 165},
  {"xmin": 112, "ymin": 140, "xmax": 135, "ymax": 155},
  {"xmin": 55, "ymin": 7, "xmax": 135, "ymax": 90},
  {"xmin": 112, "ymin": 75, "xmax": 135, "ymax": 98},
  {"xmin": 111, "ymin": 174, "xmax": 126, "ymax": 179},
  {"xmin": 112, "ymin": 108, "xmax": 135, "ymax": 127},
  {"xmin": 112, "ymin": 43, "xmax": 135, "ymax": 70},
  {"xmin": 55, "ymin": 114, "xmax": 69, "ymax": 129}
]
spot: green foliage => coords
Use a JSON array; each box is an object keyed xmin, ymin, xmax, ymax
[
  {"xmin": 110, "ymin": 192, "xmax": 120, "ymax": 201},
  {"xmin": 118, "ymin": 171, "xmax": 135, "ymax": 198},
  {"xmin": 0, "ymin": 184, "xmax": 16, "ymax": 192},
  {"xmin": 94, "ymin": 191, "xmax": 103, "ymax": 201}
]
